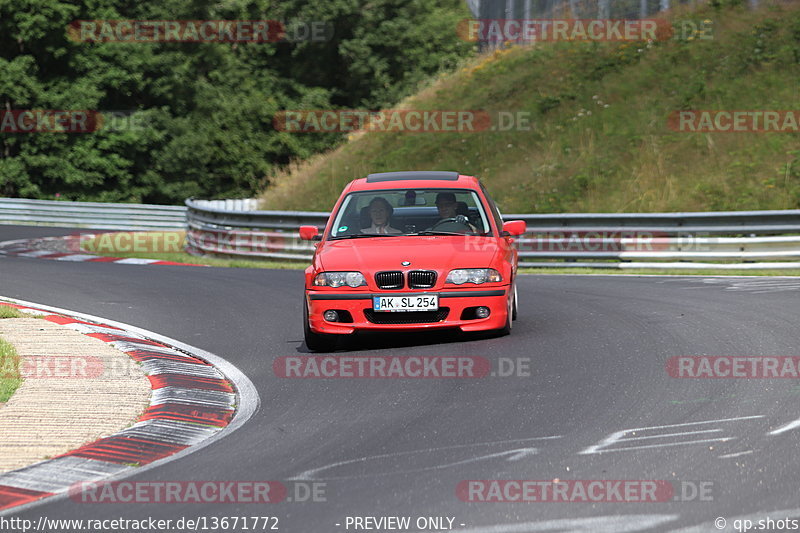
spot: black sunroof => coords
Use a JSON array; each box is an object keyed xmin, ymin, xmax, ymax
[{"xmin": 365, "ymin": 171, "xmax": 460, "ymax": 183}]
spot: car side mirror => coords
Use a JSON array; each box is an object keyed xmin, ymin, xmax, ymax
[
  {"xmin": 501, "ymin": 220, "xmax": 526, "ymax": 237},
  {"xmin": 299, "ymin": 225, "xmax": 321, "ymax": 241}
]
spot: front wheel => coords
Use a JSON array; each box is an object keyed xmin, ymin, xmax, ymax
[
  {"xmin": 303, "ymin": 300, "xmax": 339, "ymax": 352},
  {"xmin": 512, "ymin": 284, "xmax": 518, "ymax": 321},
  {"xmin": 496, "ymin": 285, "xmax": 514, "ymax": 336}
]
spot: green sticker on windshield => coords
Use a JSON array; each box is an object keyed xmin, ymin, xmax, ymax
[{"xmin": 338, "ymin": 226, "xmax": 348, "ymax": 232}]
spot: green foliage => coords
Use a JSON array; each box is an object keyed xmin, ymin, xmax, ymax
[
  {"xmin": 710, "ymin": 0, "xmax": 747, "ymax": 8},
  {"xmin": 0, "ymin": 305, "xmax": 24, "ymax": 319},
  {"xmin": 0, "ymin": 336, "xmax": 21, "ymax": 403},
  {"xmin": 261, "ymin": 1, "xmax": 800, "ymax": 214},
  {"xmin": 0, "ymin": 0, "xmax": 473, "ymax": 203}
]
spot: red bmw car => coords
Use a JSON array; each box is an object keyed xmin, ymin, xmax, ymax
[{"xmin": 299, "ymin": 171, "xmax": 526, "ymax": 351}]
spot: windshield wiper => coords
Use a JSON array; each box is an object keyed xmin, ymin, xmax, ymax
[
  {"xmin": 409, "ymin": 230, "xmax": 469, "ymax": 236},
  {"xmin": 329, "ymin": 234, "xmax": 400, "ymax": 240}
]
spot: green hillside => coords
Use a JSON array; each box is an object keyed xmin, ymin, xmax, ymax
[{"xmin": 261, "ymin": 0, "xmax": 800, "ymax": 213}]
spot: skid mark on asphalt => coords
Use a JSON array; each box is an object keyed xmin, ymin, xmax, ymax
[
  {"xmin": 297, "ymin": 413, "xmax": 799, "ymax": 483},
  {"xmin": 718, "ymin": 450, "xmax": 754, "ymax": 459},
  {"xmin": 290, "ymin": 435, "xmax": 562, "ymax": 480},
  {"xmin": 767, "ymin": 416, "xmax": 800, "ymax": 435},
  {"xmin": 660, "ymin": 277, "xmax": 800, "ymax": 294},
  {"xmin": 579, "ymin": 415, "xmax": 764, "ymax": 455}
]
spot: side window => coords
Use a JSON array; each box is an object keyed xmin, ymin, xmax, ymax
[{"xmin": 480, "ymin": 182, "xmax": 504, "ymax": 232}]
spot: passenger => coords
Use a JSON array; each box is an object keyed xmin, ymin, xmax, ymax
[{"xmin": 361, "ymin": 197, "xmax": 402, "ymax": 234}]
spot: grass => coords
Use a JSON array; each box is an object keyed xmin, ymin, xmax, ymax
[
  {"xmin": 0, "ymin": 306, "xmax": 24, "ymax": 319},
  {"xmin": 79, "ymin": 231, "xmax": 307, "ymax": 269},
  {"xmin": 0, "ymin": 337, "xmax": 22, "ymax": 403},
  {"xmin": 0, "ymin": 304, "xmax": 35, "ymax": 404},
  {"xmin": 87, "ymin": 249, "xmax": 307, "ymax": 270},
  {"xmin": 0, "ymin": 305, "xmax": 42, "ymax": 319},
  {"xmin": 260, "ymin": 0, "xmax": 800, "ymax": 215}
]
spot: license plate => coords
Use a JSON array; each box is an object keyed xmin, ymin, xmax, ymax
[{"xmin": 373, "ymin": 294, "xmax": 438, "ymax": 312}]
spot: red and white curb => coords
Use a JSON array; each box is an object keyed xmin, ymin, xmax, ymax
[
  {"xmin": 0, "ymin": 297, "xmax": 259, "ymax": 514},
  {"xmin": 0, "ymin": 235, "xmax": 198, "ymax": 266}
]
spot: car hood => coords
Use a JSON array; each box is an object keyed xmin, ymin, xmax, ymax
[{"xmin": 317, "ymin": 236, "xmax": 499, "ymax": 272}]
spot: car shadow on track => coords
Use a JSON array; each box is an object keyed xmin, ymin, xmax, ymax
[{"xmin": 296, "ymin": 329, "xmax": 500, "ymax": 354}]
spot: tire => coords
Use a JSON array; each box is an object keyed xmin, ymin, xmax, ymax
[
  {"xmin": 512, "ymin": 283, "xmax": 518, "ymax": 321},
  {"xmin": 497, "ymin": 286, "xmax": 514, "ymax": 336},
  {"xmin": 303, "ymin": 300, "xmax": 339, "ymax": 352}
]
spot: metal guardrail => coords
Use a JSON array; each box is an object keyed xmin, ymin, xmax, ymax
[
  {"xmin": 185, "ymin": 199, "xmax": 800, "ymax": 269},
  {"xmin": 464, "ymin": 0, "xmax": 763, "ymax": 52},
  {"xmin": 499, "ymin": 210, "xmax": 800, "ymax": 235},
  {"xmin": 0, "ymin": 197, "xmax": 186, "ymax": 231},
  {"xmin": 4, "ymin": 196, "xmax": 800, "ymax": 269},
  {"xmin": 468, "ymin": 0, "xmax": 705, "ymax": 23},
  {"xmin": 190, "ymin": 198, "xmax": 259, "ymax": 211},
  {"xmin": 185, "ymin": 199, "xmax": 327, "ymax": 261}
]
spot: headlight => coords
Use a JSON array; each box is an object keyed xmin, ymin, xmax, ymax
[
  {"xmin": 313, "ymin": 271, "xmax": 367, "ymax": 288},
  {"xmin": 446, "ymin": 268, "xmax": 502, "ymax": 285}
]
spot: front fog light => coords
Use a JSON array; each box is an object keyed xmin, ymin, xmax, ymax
[
  {"xmin": 323, "ymin": 310, "xmax": 339, "ymax": 322},
  {"xmin": 475, "ymin": 306, "xmax": 490, "ymax": 319}
]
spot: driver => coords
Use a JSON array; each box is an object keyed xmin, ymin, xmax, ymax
[{"xmin": 432, "ymin": 192, "xmax": 477, "ymax": 232}]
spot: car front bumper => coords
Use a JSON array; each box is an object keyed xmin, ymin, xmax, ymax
[{"xmin": 305, "ymin": 287, "xmax": 510, "ymax": 334}]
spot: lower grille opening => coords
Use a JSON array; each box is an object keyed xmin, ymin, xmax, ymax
[{"xmin": 364, "ymin": 307, "xmax": 450, "ymax": 324}]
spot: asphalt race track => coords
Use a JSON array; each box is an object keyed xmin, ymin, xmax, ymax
[{"xmin": 2, "ymin": 224, "xmax": 800, "ymax": 532}]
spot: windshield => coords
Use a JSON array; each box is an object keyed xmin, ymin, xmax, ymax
[{"xmin": 328, "ymin": 188, "xmax": 493, "ymax": 239}]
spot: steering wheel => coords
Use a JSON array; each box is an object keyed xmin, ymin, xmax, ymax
[{"xmin": 430, "ymin": 215, "xmax": 473, "ymax": 233}]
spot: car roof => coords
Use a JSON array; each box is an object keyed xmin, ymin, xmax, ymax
[{"xmin": 347, "ymin": 171, "xmax": 480, "ymax": 192}]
